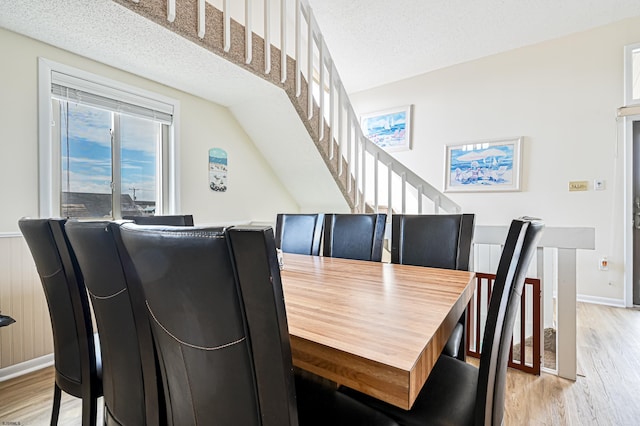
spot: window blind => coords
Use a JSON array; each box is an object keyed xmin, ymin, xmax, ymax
[{"xmin": 51, "ymin": 71, "xmax": 173, "ymax": 124}]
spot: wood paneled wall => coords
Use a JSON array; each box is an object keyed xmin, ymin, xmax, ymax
[{"xmin": 0, "ymin": 235, "xmax": 53, "ymax": 369}]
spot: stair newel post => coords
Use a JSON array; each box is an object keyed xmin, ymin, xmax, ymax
[{"xmin": 417, "ymin": 185, "xmax": 424, "ymax": 214}]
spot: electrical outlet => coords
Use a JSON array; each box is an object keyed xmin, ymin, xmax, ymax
[{"xmin": 599, "ymin": 257, "xmax": 609, "ymax": 271}]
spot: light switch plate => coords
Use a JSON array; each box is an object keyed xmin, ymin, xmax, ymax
[{"xmin": 569, "ymin": 181, "xmax": 588, "ymax": 191}]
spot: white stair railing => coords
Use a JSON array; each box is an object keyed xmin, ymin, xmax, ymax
[{"xmin": 153, "ymin": 0, "xmax": 461, "ymax": 213}]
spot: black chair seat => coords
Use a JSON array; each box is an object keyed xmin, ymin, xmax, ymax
[
  {"xmin": 342, "ymin": 355, "xmax": 477, "ymax": 426},
  {"xmin": 296, "ymin": 375, "xmax": 399, "ymax": 426}
]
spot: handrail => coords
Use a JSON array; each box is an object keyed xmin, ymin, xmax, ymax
[{"xmin": 130, "ymin": 0, "xmax": 461, "ymax": 213}]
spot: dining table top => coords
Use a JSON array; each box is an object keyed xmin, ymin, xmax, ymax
[{"xmin": 279, "ymin": 253, "xmax": 476, "ymax": 410}]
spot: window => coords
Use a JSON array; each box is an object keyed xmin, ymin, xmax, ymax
[
  {"xmin": 38, "ymin": 59, "xmax": 179, "ymax": 219},
  {"xmin": 624, "ymin": 43, "xmax": 640, "ymax": 106}
]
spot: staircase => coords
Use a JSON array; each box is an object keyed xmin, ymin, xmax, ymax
[{"xmin": 115, "ymin": 0, "xmax": 460, "ymax": 214}]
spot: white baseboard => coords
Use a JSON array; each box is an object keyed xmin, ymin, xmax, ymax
[
  {"xmin": 577, "ymin": 294, "xmax": 626, "ymax": 308},
  {"xmin": 0, "ymin": 353, "xmax": 54, "ymax": 382}
]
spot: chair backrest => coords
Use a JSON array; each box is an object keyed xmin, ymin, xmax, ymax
[
  {"xmin": 275, "ymin": 213, "xmax": 324, "ymax": 256},
  {"xmin": 391, "ymin": 214, "xmax": 475, "ymax": 270},
  {"xmin": 118, "ymin": 223, "xmax": 298, "ymax": 426},
  {"xmin": 475, "ymin": 217, "xmax": 544, "ymax": 426},
  {"xmin": 227, "ymin": 226, "xmax": 298, "ymax": 425},
  {"xmin": 65, "ymin": 221, "xmax": 162, "ymax": 426},
  {"xmin": 323, "ymin": 214, "xmax": 387, "ymax": 261},
  {"xmin": 18, "ymin": 218, "xmax": 98, "ymax": 398},
  {"xmin": 122, "ymin": 215, "xmax": 194, "ymax": 226}
]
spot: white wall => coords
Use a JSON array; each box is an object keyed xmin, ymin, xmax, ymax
[
  {"xmin": 0, "ymin": 28, "xmax": 298, "ymax": 231},
  {"xmin": 350, "ymin": 16, "xmax": 640, "ymax": 302}
]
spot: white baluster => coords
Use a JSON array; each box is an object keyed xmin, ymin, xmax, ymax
[
  {"xmin": 167, "ymin": 0, "xmax": 176, "ymax": 22},
  {"xmin": 245, "ymin": 0, "xmax": 252, "ymax": 64},
  {"xmin": 197, "ymin": 0, "xmax": 205, "ymax": 39},
  {"xmin": 264, "ymin": 0, "xmax": 271, "ymax": 74},
  {"xmin": 223, "ymin": 0, "xmax": 230, "ymax": 52},
  {"xmin": 280, "ymin": 0, "xmax": 287, "ymax": 83}
]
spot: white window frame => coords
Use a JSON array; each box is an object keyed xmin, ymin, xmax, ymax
[
  {"xmin": 624, "ymin": 42, "xmax": 640, "ymax": 106},
  {"xmin": 37, "ymin": 58, "xmax": 181, "ymax": 218}
]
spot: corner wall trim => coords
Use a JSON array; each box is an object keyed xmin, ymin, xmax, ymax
[
  {"xmin": 0, "ymin": 353, "xmax": 54, "ymax": 382},
  {"xmin": 577, "ymin": 294, "xmax": 626, "ymax": 308}
]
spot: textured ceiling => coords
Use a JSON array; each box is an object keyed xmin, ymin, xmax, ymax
[
  {"xmin": 0, "ymin": 0, "xmax": 278, "ymax": 107},
  {"xmin": 306, "ymin": 0, "xmax": 640, "ymax": 93}
]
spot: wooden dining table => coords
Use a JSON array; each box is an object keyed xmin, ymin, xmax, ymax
[{"xmin": 279, "ymin": 253, "xmax": 476, "ymax": 410}]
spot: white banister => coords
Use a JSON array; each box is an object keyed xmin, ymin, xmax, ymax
[
  {"xmin": 149, "ymin": 0, "xmax": 461, "ymax": 214},
  {"xmin": 474, "ymin": 225, "xmax": 595, "ymax": 380}
]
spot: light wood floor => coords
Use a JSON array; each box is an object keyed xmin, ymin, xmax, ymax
[{"xmin": 1, "ymin": 302, "xmax": 639, "ymax": 425}]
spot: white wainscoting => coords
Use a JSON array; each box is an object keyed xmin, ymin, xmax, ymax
[{"xmin": 0, "ymin": 234, "xmax": 53, "ymax": 372}]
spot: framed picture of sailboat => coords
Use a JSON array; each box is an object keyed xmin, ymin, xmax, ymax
[
  {"xmin": 444, "ymin": 137, "xmax": 523, "ymax": 192},
  {"xmin": 360, "ymin": 105, "xmax": 412, "ymax": 152}
]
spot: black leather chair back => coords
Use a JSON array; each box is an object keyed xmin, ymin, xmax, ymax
[
  {"xmin": 65, "ymin": 221, "xmax": 162, "ymax": 426},
  {"xmin": 122, "ymin": 215, "xmax": 194, "ymax": 226},
  {"xmin": 391, "ymin": 214, "xmax": 475, "ymax": 270},
  {"xmin": 119, "ymin": 224, "xmax": 293, "ymax": 426},
  {"xmin": 275, "ymin": 213, "xmax": 324, "ymax": 256},
  {"xmin": 227, "ymin": 226, "xmax": 298, "ymax": 425},
  {"xmin": 323, "ymin": 214, "xmax": 387, "ymax": 261},
  {"xmin": 475, "ymin": 218, "xmax": 544, "ymax": 425},
  {"xmin": 18, "ymin": 218, "xmax": 101, "ymax": 425}
]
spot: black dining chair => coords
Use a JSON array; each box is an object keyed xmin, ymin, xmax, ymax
[
  {"xmin": 391, "ymin": 213, "xmax": 475, "ymax": 360},
  {"xmin": 18, "ymin": 218, "xmax": 102, "ymax": 426},
  {"xmin": 65, "ymin": 221, "xmax": 164, "ymax": 426},
  {"xmin": 122, "ymin": 214, "xmax": 194, "ymax": 226},
  {"xmin": 342, "ymin": 217, "xmax": 544, "ymax": 426},
  {"xmin": 275, "ymin": 213, "xmax": 324, "ymax": 256},
  {"xmin": 323, "ymin": 213, "xmax": 387, "ymax": 261},
  {"xmin": 118, "ymin": 223, "xmax": 399, "ymax": 426}
]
